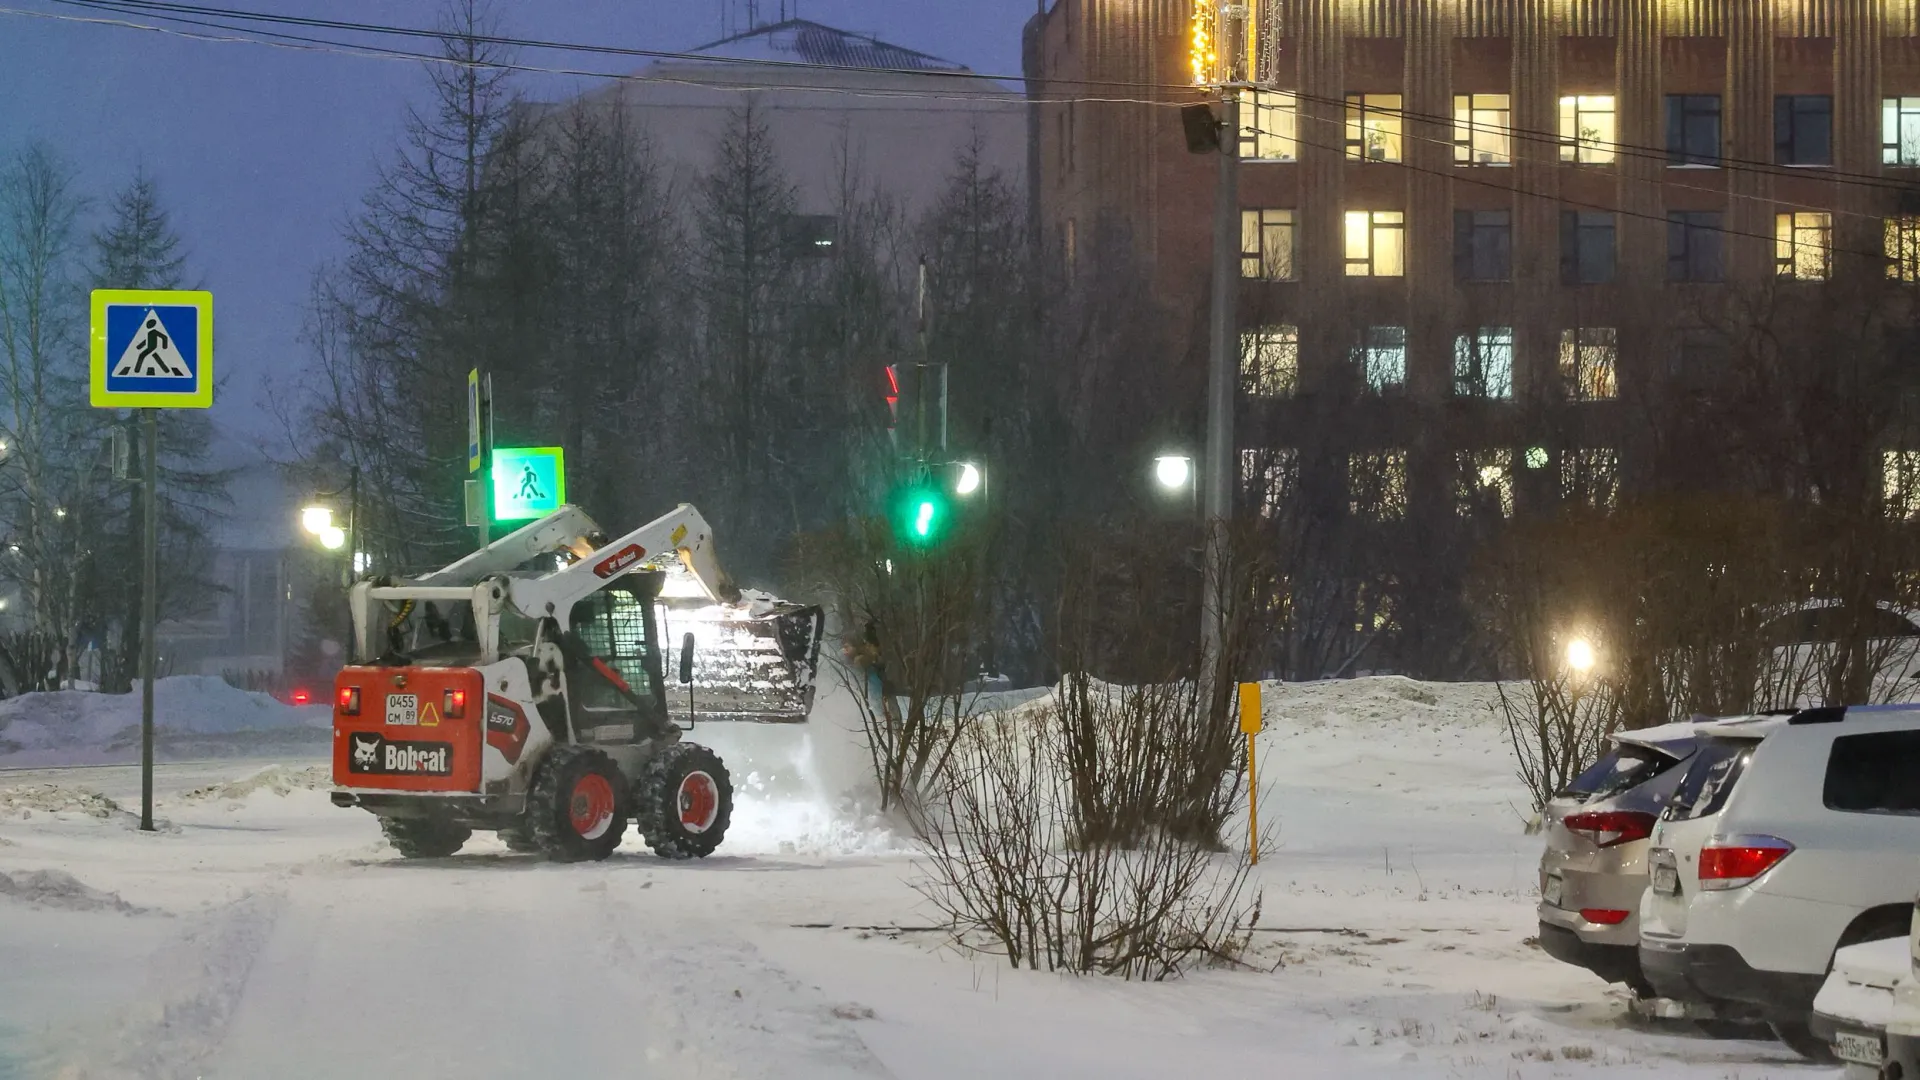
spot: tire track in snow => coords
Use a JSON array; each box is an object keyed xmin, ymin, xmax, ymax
[{"xmin": 32, "ymin": 889, "xmax": 283, "ymax": 1080}]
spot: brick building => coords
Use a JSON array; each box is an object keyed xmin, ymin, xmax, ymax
[{"xmin": 1027, "ymin": 0, "xmax": 1920, "ymax": 673}]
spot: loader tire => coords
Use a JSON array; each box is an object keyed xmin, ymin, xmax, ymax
[
  {"xmin": 380, "ymin": 815, "xmax": 471, "ymax": 859},
  {"xmin": 634, "ymin": 743, "xmax": 732, "ymax": 860},
  {"xmin": 528, "ymin": 744, "xmax": 629, "ymax": 863}
]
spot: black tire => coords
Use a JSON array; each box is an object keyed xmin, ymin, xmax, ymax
[
  {"xmin": 498, "ymin": 824, "xmax": 539, "ymax": 853},
  {"xmin": 634, "ymin": 742, "xmax": 732, "ymax": 860},
  {"xmin": 379, "ymin": 815, "xmax": 471, "ymax": 858},
  {"xmin": 527, "ymin": 744, "xmax": 629, "ymax": 863},
  {"xmin": 1770, "ymin": 1019, "xmax": 1836, "ymax": 1063}
]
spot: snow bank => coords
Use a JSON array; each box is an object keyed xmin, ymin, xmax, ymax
[
  {"xmin": 176, "ymin": 765, "xmax": 331, "ymax": 804},
  {"xmin": 0, "ymin": 676, "xmax": 327, "ymax": 766},
  {"xmin": 0, "ymin": 783, "xmax": 125, "ymax": 819},
  {"xmin": 0, "ymin": 868, "xmax": 142, "ymax": 913}
]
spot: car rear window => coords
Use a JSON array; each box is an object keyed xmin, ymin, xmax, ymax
[
  {"xmin": 1664, "ymin": 738, "xmax": 1754, "ymax": 821},
  {"xmin": 1563, "ymin": 743, "xmax": 1687, "ymax": 803},
  {"xmin": 1826, "ymin": 730, "xmax": 1920, "ymax": 814}
]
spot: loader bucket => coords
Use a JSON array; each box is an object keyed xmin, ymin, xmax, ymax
[{"xmin": 655, "ymin": 596, "xmax": 824, "ymax": 723}]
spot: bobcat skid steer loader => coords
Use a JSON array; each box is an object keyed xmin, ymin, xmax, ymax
[{"xmin": 329, "ymin": 503, "xmax": 823, "ymax": 862}]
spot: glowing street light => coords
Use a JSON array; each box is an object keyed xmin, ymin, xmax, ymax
[
  {"xmin": 1566, "ymin": 637, "xmax": 1597, "ymax": 673},
  {"xmin": 1155, "ymin": 455, "xmax": 1193, "ymax": 490},
  {"xmin": 955, "ymin": 462, "xmax": 983, "ymax": 497},
  {"xmin": 301, "ymin": 505, "xmax": 335, "ymax": 536},
  {"xmin": 319, "ymin": 525, "xmax": 347, "ymax": 551}
]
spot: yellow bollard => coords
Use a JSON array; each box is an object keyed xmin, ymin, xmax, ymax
[{"xmin": 1238, "ymin": 682, "xmax": 1263, "ymax": 866}]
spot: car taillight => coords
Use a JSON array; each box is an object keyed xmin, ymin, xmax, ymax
[
  {"xmin": 1580, "ymin": 908, "xmax": 1631, "ymax": 925},
  {"xmin": 1562, "ymin": 810, "xmax": 1657, "ymax": 848},
  {"xmin": 290, "ymin": 687, "xmax": 311, "ymax": 706},
  {"xmin": 337, "ymin": 686, "xmax": 361, "ymax": 716},
  {"xmin": 1698, "ymin": 835, "xmax": 1794, "ymax": 890},
  {"xmin": 443, "ymin": 688, "xmax": 466, "ymax": 719}
]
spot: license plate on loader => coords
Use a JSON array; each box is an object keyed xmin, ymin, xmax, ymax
[{"xmin": 386, "ymin": 694, "xmax": 418, "ymax": 726}]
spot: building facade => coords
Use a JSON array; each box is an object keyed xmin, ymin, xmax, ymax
[{"xmin": 1028, "ymin": 0, "xmax": 1920, "ymax": 673}]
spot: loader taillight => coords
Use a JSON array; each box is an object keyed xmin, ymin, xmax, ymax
[
  {"xmin": 444, "ymin": 688, "xmax": 467, "ymax": 719},
  {"xmin": 337, "ymin": 686, "xmax": 361, "ymax": 715}
]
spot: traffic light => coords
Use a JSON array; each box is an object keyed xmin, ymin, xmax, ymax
[{"xmin": 891, "ymin": 475, "xmax": 951, "ymax": 548}]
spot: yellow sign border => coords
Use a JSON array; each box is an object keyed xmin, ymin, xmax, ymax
[{"xmin": 89, "ymin": 289, "xmax": 214, "ymax": 409}]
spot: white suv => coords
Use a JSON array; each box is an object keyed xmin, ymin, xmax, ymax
[{"xmin": 1638, "ymin": 705, "xmax": 1920, "ymax": 1060}]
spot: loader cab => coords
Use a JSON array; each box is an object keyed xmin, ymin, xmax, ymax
[{"xmin": 563, "ymin": 569, "xmax": 672, "ymax": 745}]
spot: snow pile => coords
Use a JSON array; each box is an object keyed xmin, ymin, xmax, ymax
[
  {"xmin": 176, "ymin": 765, "xmax": 331, "ymax": 804},
  {"xmin": 0, "ymin": 868, "xmax": 142, "ymax": 912},
  {"xmin": 0, "ymin": 782, "xmax": 124, "ymax": 819},
  {"xmin": 0, "ymin": 676, "xmax": 328, "ymax": 765}
]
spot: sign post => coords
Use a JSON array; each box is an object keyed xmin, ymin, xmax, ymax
[
  {"xmin": 90, "ymin": 289, "xmax": 214, "ymax": 834},
  {"xmin": 1238, "ymin": 681, "xmax": 1263, "ymax": 866}
]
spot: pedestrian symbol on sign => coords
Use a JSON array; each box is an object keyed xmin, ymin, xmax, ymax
[
  {"xmin": 517, "ymin": 463, "xmax": 544, "ymax": 502},
  {"xmin": 113, "ymin": 310, "xmax": 191, "ymax": 378}
]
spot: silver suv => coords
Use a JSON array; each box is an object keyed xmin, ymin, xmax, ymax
[{"xmin": 1538, "ymin": 723, "xmax": 1700, "ymax": 994}]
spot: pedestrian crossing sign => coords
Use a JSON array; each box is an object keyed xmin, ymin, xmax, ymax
[
  {"xmin": 491, "ymin": 446, "xmax": 565, "ymax": 523},
  {"xmin": 90, "ymin": 289, "xmax": 214, "ymax": 409}
]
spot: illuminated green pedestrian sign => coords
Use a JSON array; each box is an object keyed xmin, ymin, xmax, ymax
[{"xmin": 491, "ymin": 447, "xmax": 565, "ymax": 522}]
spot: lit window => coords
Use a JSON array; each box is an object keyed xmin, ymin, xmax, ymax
[
  {"xmin": 1885, "ymin": 450, "xmax": 1920, "ymax": 519},
  {"xmin": 1561, "ymin": 448, "xmax": 1620, "ymax": 510},
  {"xmin": 1668, "ymin": 211, "xmax": 1724, "ymax": 282},
  {"xmin": 1345, "ymin": 94, "xmax": 1404, "ymax": 162},
  {"xmin": 1776, "ymin": 96, "xmax": 1833, "ymax": 166},
  {"xmin": 1454, "ymin": 210, "xmax": 1511, "ymax": 282},
  {"xmin": 1776, "ymin": 211, "xmax": 1832, "ymax": 280},
  {"xmin": 1456, "ymin": 450, "xmax": 1514, "ymax": 517},
  {"xmin": 1559, "ymin": 328, "xmax": 1618, "ymax": 401},
  {"xmin": 1560, "ymin": 211, "xmax": 1616, "ymax": 284},
  {"xmin": 1344, "ymin": 210, "xmax": 1405, "ymax": 276},
  {"xmin": 1558, "ymin": 95, "xmax": 1616, "ymax": 164},
  {"xmin": 1453, "ymin": 328, "xmax": 1513, "ymax": 398},
  {"xmin": 1666, "ymin": 95, "xmax": 1721, "ymax": 166},
  {"xmin": 1349, "ymin": 451, "xmax": 1409, "ymax": 520},
  {"xmin": 1453, "ymin": 94, "xmax": 1511, "ymax": 165},
  {"xmin": 1241, "ymin": 448, "xmax": 1298, "ymax": 519},
  {"xmin": 1888, "ymin": 216, "xmax": 1920, "ymax": 282},
  {"xmin": 1351, "ymin": 326, "xmax": 1406, "ymax": 393},
  {"xmin": 1884, "ymin": 98, "xmax": 1920, "ymax": 166},
  {"xmin": 1238, "ymin": 90, "xmax": 1298, "ymax": 162},
  {"xmin": 1524, "ymin": 446, "xmax": 1550, "ymax": 470},
  {"xmin": 1240, "ymin": 325, "xmax": 1299, "ymax": 398},
  {"xmin": 1240, "ymin": 209, "xmax": 1297, "ymax": 280}
]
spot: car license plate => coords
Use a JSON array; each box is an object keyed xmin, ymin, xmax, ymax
[
  {"xmin": 1834, "ymin": 1030, "xmax": 1884, "ymax": 1067},
  {"xmin": 1543, "ymin": 874, "xmax": 1563, "ymax": 907},
  {"xmin": 385, "ymin": 694, "xmax": 418, "ymax": 726},
  {"xmin": 1651, "ymin": 864, "xmax": 1678, "ymax": 895}
]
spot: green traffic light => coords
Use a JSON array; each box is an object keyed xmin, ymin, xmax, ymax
[{"xmin": 914, "ymin": 499, "xmax": 936, "ymax": 537}]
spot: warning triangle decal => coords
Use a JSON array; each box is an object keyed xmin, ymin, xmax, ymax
[{"xmin": 111, "ymin": 308, "xmax": 192, "ymax": 378}]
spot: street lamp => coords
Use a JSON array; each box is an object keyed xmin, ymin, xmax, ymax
[
  {"xmin": 1566, "ymin": 637, "xmax": 1597, "ymax": 674},
  {"xmin": 955, "ymin": 461, "xmax": 983, "ymax": 497},
  {"xmin": 300, "ymin": 505, "xmax": 334, "ymax": 536},
  {"xmin": 319, "ymin": 526, "xmax": 347, "ymax": 551},
  {"xmin": 1155, "ymin": 455, "xmax": 1193, "ymax": 490}
]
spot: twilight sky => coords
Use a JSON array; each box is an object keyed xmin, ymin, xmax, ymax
[{"xmin": 0, "ymin": 0, "xmax": 1040, "ymax": 454}]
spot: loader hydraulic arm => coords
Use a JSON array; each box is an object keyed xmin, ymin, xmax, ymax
[{"xmin": 504, "ymin": 503, "xmax": 742, "ymax": 631}]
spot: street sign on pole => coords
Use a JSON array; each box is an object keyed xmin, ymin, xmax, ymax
[
  {"xmin": 467, "ymin": 368, "xmax": 482, "ymax": 474},
  {"xmin": 490, "ymin": 447, "xmax": 565, "ymax": 522},
  {"xmin": 89, "ymin": 289, "xmax": 213, "ymax": 834},
  {"xmin": 90, "ymin": 290, "xmax": 214, "ymax": 409},
  {"xmin": 1239, "ymin": 681, "xmax": 1263, "ymax": 865}
]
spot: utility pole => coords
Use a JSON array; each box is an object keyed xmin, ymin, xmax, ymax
[
  {"xmin": 1200, "ymin": 8, "xmax": 1244, "ymax": 690},
  {"xmin": 139, "ymin": 407, "xmax": 157, "ymax": 832}
]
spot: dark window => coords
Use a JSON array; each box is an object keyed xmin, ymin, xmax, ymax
[
  {"xmin": 1666, "ymin": 95, "xmax": 1721, "ymax": 166},
  {"xmin": 1664, "ymin": 737, "xmax": 1754, "ymax": 821},
  {"xmin": 1667, "ymin": 211, "xmax": 1724, "ymax": 282},
  {"xmin": 569, "ymin": 585, "xmax": 662, "ymax": 713},
  {"xmin": 1825, "ymin": 730, "xmax": 1920, "ymax": 814},
  {"xmin": 1560, "ymin": 210, "xmax": 1616, "ymax": 284},
  {"xmin": 1776, "ymin": 95, "xmax": 1833, "ymax": 165},
  {"xmin": 787, "ymin": 214, "xmax": 838, "ymax": 255},
  {"xmin": 1453, "ymin": 209, "xmax": 1512, "ymax": 281},
  {"xmin": 1563, "ymin": 742, "xmax": 1694, "ymax": 803}
]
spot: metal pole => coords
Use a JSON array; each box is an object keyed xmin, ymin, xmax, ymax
[
  {"xmin": 1201, "ymin": 92, "xmax": 1240, "ymax": 681},
  {"xmin": 346, "ymin": 463, "xmax": 359, "ymax": 664},
  {"xmin": 477, "ymin": 374, "xmax": 493, "ymax": 548},
  {"xmin": 139, "ymin": 408, "xmax": 158, "ymax": 832}
]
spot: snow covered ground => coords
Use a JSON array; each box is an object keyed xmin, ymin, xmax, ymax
[
  {"xmin": 0, "ymin": 676, "xmax": 1828, "ymax": 1078},
  {"xmin": 0, "ymin": 676, "xmax": 327, "ymax": 768}
]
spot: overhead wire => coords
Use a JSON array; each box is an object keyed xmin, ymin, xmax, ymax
[{"xmin": 39, "ymin": 0, "xmax": 1920, "ymax": 194}]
